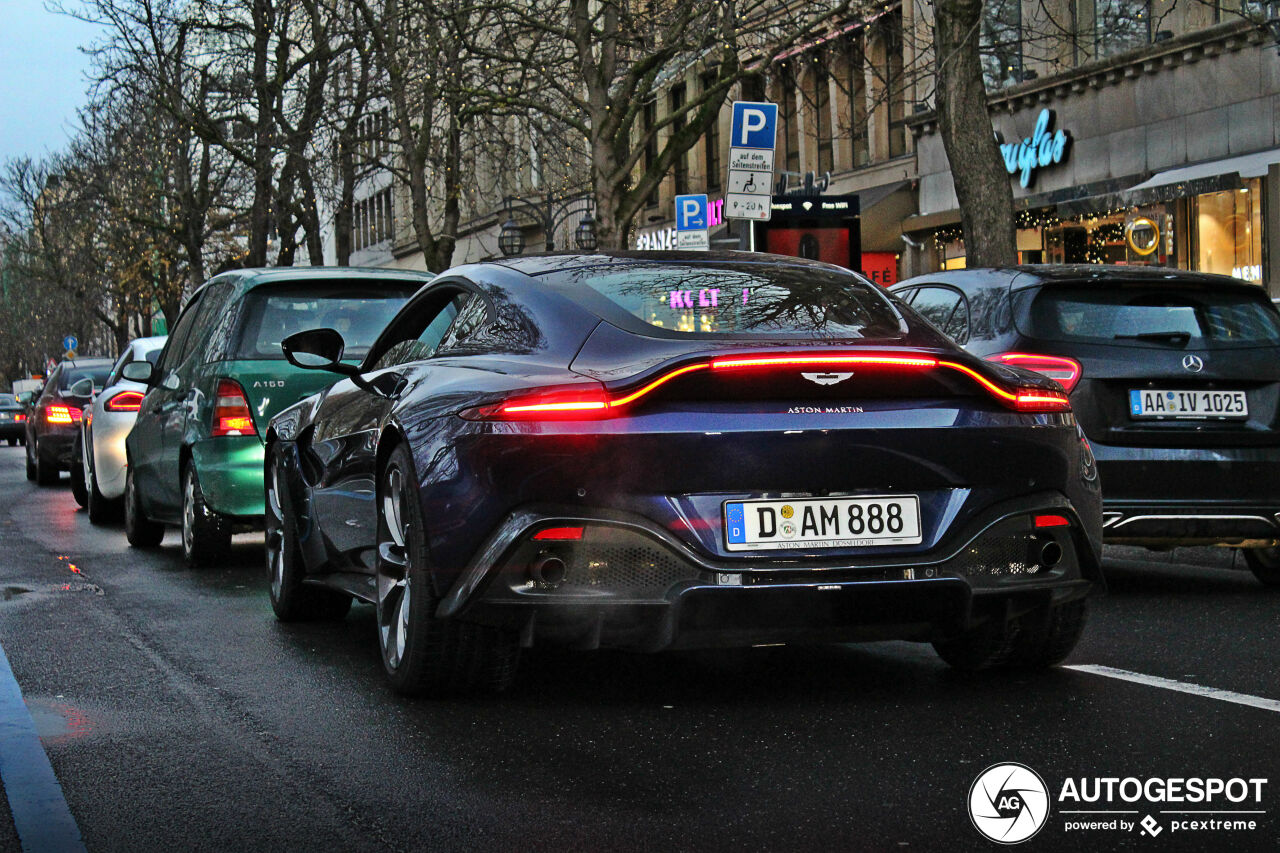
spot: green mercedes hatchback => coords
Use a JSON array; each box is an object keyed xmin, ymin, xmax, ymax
[{"xmin": 122, "ymin": 267, "xmax": 432, "ymax": 566}]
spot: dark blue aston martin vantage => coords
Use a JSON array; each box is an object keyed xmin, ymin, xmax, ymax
[{"xmin": 265, "ymin": 252, "xmax": 1103, "ymax": 695}]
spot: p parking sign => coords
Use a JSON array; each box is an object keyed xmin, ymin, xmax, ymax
[{"xmin": 730, "ymin": 102, "xmax": 778, "ymax": 150}]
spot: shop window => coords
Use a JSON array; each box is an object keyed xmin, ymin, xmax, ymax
[{"xmin": 1194, "ymin": 180, "xmax": 1264, "ymax": 283}]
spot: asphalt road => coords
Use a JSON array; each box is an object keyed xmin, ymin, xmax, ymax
[{"xmin": 0, "ymin": 445, "xmax": 1277, "ymax": 852}]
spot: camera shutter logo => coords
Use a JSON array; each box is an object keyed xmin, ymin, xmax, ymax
[{"xmin": 968, "ymin": 763, "xmax": 1051, "ymax": 844}]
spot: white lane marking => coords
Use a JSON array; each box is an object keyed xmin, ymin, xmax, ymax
[
  {"xmin": 1065, "ymin": 664, "xmax": 1280, "ymax": 714},
  {"xmin": 0, "ymin": 638, "xmax": 86, "ymax": 852}
]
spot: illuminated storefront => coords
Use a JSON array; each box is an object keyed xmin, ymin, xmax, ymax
[{"xmin": 906, "ymin": 22, "xmax": 1279, "ymax": 292}]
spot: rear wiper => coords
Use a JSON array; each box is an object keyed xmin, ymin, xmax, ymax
[{"xmin": 1113, "ymin": 331, "xmax": 1192, "ymax": 345}]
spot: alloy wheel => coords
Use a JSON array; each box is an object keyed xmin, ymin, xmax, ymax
[{"xmin": 377, "ymin": 465, "xmax": 412, "ymax": 670}]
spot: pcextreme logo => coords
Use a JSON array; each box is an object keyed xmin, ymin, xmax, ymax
[{"xmin": 968, "ymin": 763, "xmax": 1051, "ymax": 844}]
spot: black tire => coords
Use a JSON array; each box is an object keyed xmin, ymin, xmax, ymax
[
  {"xmin": 934, "ymin": 599, "xmax": 1087, "ymax": 671},
  {"xmin": 34, "ymin": 441, "xmax": 59, "ymax": 486},
  {"xmin": 70, "ymin": 438, "xmax": 88, "ymax": 508},
  {"xmin": 375, "ymin": 443, "xmax": 519, "ymax": 696},
  {"xmin": 124, "ymin": 465, "xmax": 164, "ymax": 547},
  {"xmin": 1243, "ymin": 548, "xmax": 1280, "ymax": 588},
  {"xmin": 25, "ymin": 440, "xmax": 36, "ymax": 481},
  {"xmin": 84, "ymin": 445, "xmax": 121, "ymax": 524},
  {"xmin": 7, "ymin": 438, "xmax": 15, "ymax": 447},
  {"xmin": 182, "ymin": 464, "xmax": 231, "ymax": 568},
  {"xmin": 266, "ymin": 447, "xmax": 351, "ymax": 621}
]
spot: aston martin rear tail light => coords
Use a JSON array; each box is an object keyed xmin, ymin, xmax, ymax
[
  {"xmin": 1034, "ymin": 514, "xmax": 1071, "ymax": 528},
  {"xmin": 104, "ymin": 390, "xmax": 145, "ymax": 412},
  {"xmin": 533, "ymin": 526, "xmax": 585, "ymax": 541},
  {"xmin": 462, "ymin": 351, "xmax": 1072, "ymax": 420},
  {"xmin": 211, "ymin": 379, "xmax": 255, "ymax": 437},
  {"xmin": 985, "ymin": 353, "xmax": 1082, "ymax": 393},
  {"xmin": 46, "ymin": 404, "xmax": 81, "ymax": 425}
]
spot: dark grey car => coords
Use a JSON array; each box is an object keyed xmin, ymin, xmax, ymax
[{"xmin": 892, "ymin": 265, "xmax": 1280, "ymax": 586}]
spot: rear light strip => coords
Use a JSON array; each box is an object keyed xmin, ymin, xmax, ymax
[
  {"xmin": 985, "ymin": 352, "xmax": 1082, "ymax": 393},
  {"xmin": 104, "ymin": 390, "xmax": 145, "ymax": 412},
  {"xmin": 469, "ymin": 352, "xmax": 1071, "ymax": 420}
]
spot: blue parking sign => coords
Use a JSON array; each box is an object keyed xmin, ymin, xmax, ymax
[
  {"xmin": 730, "ymin": 101, "xmax": 778, "ymax": 150},
  {"xmin": 674, "ymin": 194, "xmax": 708, "ymax": 231}
]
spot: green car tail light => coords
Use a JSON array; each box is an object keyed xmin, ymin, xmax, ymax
[{"xmin": 212, "ymin": 378, "xmax": 256, "ymax": 437}]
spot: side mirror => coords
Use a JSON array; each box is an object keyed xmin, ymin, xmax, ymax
[
  {"xmin": 68, "ymin": 377, "xmax": 94, "ymax": 397},
  {"xmin": 281, "ymin": 328, "xmax": 357, "ymax": 375},
  {"xmin": 121, "ymin": 360, "xmax": 156, "ymax": 384}
]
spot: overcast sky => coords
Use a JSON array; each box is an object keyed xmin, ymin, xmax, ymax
[{"xmin": 0, "ymin": 1, "xmax": 102, "ymax": 166}]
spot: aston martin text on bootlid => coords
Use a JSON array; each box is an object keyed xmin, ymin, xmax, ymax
[{"xmin": 264, "ymin": 252, "xmax": 1103, "ymax": 696}]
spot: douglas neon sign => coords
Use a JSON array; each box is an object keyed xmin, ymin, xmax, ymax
[{"xmin": 999, "ymin": 109, "xmax": 1071, "ymax": 189}]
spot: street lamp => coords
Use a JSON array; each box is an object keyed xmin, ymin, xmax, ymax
[
  {"xmin": 498, "ymin": 217, "xmax": 525, "ymax": 257},
  {"xmin": 497, "ymin": 192, "xmax": 595, "ymax": 255},
  {"xmin": 574, "ymin": 213, "xmax": 597, "ymax": 251}
]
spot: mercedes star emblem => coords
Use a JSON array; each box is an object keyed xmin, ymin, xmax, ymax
[{"xmin": 1181, "ymin": 354, "xmax": 1204, "ymax": 373}]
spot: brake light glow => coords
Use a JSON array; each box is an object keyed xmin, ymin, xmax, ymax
[
  {"xmin": 711, "ymin": 354, "xmax": 940, "ymax": 370},
  {"xmin": 986, "ymin": 353, "xmax": 1082, "ymax": 393},
  {"xmin": 1034, "ymin": 514, "xmax": 1071, "ymax": 528},
  {"xmin": 104, "ymin": 390, "xmax": 145, "ymax": 412},
  {"xmin": 211, "ymin": 379, "xmax": 255, "ymax": 437},
  {"xmin": 45, "ymin": 404, "xmax": 81, "ymax": 425},
  {"xmin": 465, "ymin": 350, "xmax": 1072, "ymax": 420},
  {"xmin": 533, "ymin": 526, "xmax": 585, "ymax": 541},
  {"xmin": 15, "ymin": 413, "xmax": 25, "ymax": 422}
]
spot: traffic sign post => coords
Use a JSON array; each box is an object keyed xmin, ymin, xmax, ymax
[
  {"xmin": 725, "ymin": 101, "xmax": 778, "ymax": 235},
  {"xmin": 674, "ymin": 193, "xmax": 710, "ymax": 251},
  {"xmin": 62, "ymin": 335, "xmax": 78, "ymax": 353}
]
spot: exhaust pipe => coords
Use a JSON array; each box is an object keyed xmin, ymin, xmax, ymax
[
  {"xmin": 530, "ymin": 552, "xmax": 567, "ymax": 584},
  {"xmin": 1039, "ymin": 541, "xmax": 1063, "ymax": 568}
]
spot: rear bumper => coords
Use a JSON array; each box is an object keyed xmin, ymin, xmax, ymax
[
  {"xmin": 442, "ymin": 501, "xmax": 1098, "ymax": 652},
  {"xmin": 37, "ymin": 429, "xmax": 78, "ymax": 468},
  {"xmin": 190, "ymin": 437, "xmax": 266, "ymax": 518},
  {"xmin": 0, "ymin": 422, "xmax": 24, "ymax": 439},
  {"xmin": 1094, "ymin": 442, "xmax": 1280, "ymax": 545},
  {"xmin": 88, "ymin": 412, "xmax": 136, "ymax": 499}
]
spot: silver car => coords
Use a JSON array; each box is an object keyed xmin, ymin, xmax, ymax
[{"xmin": 76, "ymin": 336, "xmax": 166, "ymax": 522}]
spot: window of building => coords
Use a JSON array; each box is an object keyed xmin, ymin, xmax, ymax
[
  {"xmin": 670, "ymin": 83, "xmax": 688, "ymax": 196},
  {"xmin": 780, "ymin": 68, "xmax": 800, "ymax": 174},
  {"xmin": 702, "ymin": 73, "xmax": 722, "ymax": 190},
  {"xmin": 353, "ymin": 187, "xmax": 393, "ymax": 252},
  {"xmin": 981, "ymin": 0, "xmax": 1024, "ymax": 88},
  {"xmin": 643, "ymin": 101, "xmax": 659, "ymax": 206},
  {"xmin": 812, "ymin": 62, "xmax": 833, "ymax": 175},
  {"xmin": 1094, "ymin": 0, "xmax": 1151, "ymax": 58},
  {"xmin": 885, "ymin": 13, "xmax": 907, "ymax": 158},
  {"xmin": 845, "ymin": 36, "xmax": 869, "ymax": 168}
]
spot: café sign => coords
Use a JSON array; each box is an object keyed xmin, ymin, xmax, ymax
[{"xmin": 999, "ymin": 109, "xmax": 1071, "ymax": 189}]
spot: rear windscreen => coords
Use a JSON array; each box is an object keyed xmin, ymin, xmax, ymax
[
  {"xmin": 60, "ymin": 366, "xmax": 111, "ymax": 391},
  {"xmin": 553, "ymin": 262, "xmax": 904, "ymax": 339},
  {"xmin": 234, "ymin": 285, "xmax": 415, "ymax": 360},
  {"xmin": 1018, "ymin": 285, "xmax": 1280, "ymax": 348}
]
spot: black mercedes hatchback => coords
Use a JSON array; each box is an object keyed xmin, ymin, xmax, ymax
[{"xmin": 892, "ymin": 265, "xmax": 1280, "ymax": 586}]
